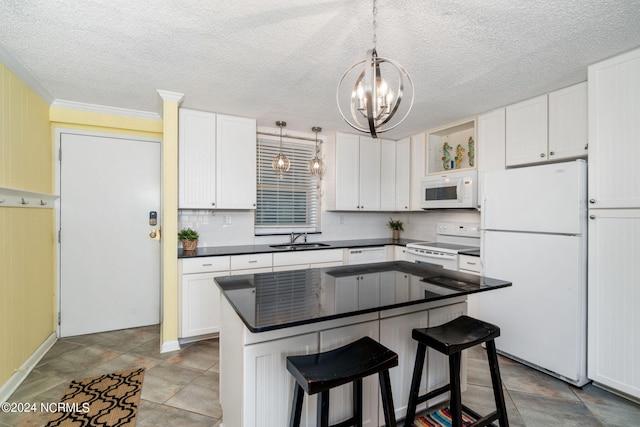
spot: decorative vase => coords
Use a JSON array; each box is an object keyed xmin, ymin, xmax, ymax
[
  {"xmin": 392, "ymin": 229, "xmax": 400, "ymax": 241},
  {"xmin": 182, "ymin": 239, "xmax": 198, "ymax": 251}
]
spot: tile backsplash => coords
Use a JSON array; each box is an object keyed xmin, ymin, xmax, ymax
[{"xmin": 178, "ymin": 209, "xmax": 480, "ymax": 248}]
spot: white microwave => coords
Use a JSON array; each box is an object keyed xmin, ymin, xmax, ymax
[{"xmin": 420, "ymin": 170, "xmax": 478, "ymax": 209}]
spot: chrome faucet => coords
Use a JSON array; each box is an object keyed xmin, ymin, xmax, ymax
[{"xmin": 290, "ymin": 232, "xmax": 307, "ymax": 244}]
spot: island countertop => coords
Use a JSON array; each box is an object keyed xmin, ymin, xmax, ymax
[{"xmin": 215, "ymin": 261, "xmax": 511, "ymax": 333}]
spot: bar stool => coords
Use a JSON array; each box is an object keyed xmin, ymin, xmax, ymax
[
  {"xmin": 404, "ymin": 315, "xmax": 509, "ymax": 427},
  {"xmin": 286, "ymin": 336, "xmax": 398, "ymax": 427}
]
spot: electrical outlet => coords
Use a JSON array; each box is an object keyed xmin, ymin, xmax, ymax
[{"xmin": 223, "ymin": 215, "xmax": 232, "ymax": 225}]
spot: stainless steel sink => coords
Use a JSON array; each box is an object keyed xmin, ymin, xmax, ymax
[{"xmin": 269, "ymin": 242, "xmax": 330, "ymax": 250}]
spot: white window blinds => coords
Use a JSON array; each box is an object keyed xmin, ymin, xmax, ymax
[{"xmin": 255, "ymin": 136, "xmax": 320, "ymax": 234}]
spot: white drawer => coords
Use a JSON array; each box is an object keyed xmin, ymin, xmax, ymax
[
  {"xmin": 273, "ymin": 249, "xmax": 344, "ymax": 267},
  {"xmin": 230, "ymin": 253, "xmax": 272, "ymax": 270},
  {"xmin": 458, "ymin": 254, "xmax": 481, "ymax": 274},
  {"xmin": 182, "ymin": 256, "xmax": 230, "ymax": 274}
]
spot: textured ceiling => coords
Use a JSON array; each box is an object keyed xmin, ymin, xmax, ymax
[{"xmin": 2, "ymin": 0, "xmax": 640, "ymax": 139}]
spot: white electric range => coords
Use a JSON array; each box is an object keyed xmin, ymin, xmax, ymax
[{"xmin": 405, "ymin": 222, "xmax": 480, "ymax": 271}]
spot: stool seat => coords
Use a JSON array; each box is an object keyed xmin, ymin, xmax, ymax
[
  {"xmin": 287, "ymin": 336, "xmax": 398, "ymax": 427},
  {"xmin": 287, "ymin": 336, "xmax": 398, "ymax": 395},
  {"xmin": 412, "ymin": 315, "xmax": 500, "ymax": 355}
]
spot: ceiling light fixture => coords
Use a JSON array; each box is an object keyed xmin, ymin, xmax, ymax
[
  {"xmin": 308, "ymin": 126, "xmax": 325, "ymax": 177},
  {"xmin": 272, "ymin": 121, "xmax": 290, "ymax": 176},
  {"xmin": 336, "ymin": 0, "xmax": 414, "ymax": 138}
]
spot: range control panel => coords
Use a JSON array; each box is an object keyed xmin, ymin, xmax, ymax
[{"xmin": 436, "ymin": 222, "xmax": 481, "ymax": 238}]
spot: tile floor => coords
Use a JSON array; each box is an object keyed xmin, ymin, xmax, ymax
[{"xmin": 1, "ymin": 325, "xmax": 639, "ymax": 426}]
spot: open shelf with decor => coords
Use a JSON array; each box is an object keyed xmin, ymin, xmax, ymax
[{"xmin": 426, "ymin": 118, "xmax": 477, "ymax": 175}]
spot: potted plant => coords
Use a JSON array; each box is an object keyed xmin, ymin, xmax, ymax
[
  {"xmin": 178, "ymin": 228, "xmax": 199, "ymax": 251},
  {"xmin": 387, "ymin": 218, "xmax": 404, "ymax": 241}
]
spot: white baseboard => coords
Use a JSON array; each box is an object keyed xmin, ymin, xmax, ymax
[
  {"xmin": 160, "ymin": 340, "xmax": 181, "ymax": 353},
  {"xmin": 0, "ymin": 332, "xmax": 57, "ymax": 403}
]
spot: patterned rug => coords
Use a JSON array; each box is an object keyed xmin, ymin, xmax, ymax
[
  {"xmin": 414, "ymin": 407, "xmax": 474, "ymax": 427},
  {"xmin": 45, "ymin": 368, "xmax": 145, "ymax": 427}
]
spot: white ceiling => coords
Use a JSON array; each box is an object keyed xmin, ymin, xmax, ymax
[{"xmin": 2, "ymin": 0, "xmax": 640, "ymax": 140}]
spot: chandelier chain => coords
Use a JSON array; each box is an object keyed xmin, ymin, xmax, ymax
[{"xmin": 372, "ymin": 0, "xmax": 377, "ymax": 48}]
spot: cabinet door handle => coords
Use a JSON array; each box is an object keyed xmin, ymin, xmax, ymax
[
  {"xmin": 467, "ymin": 262, "xmax": 477, "ymax": 265},
  {"xmin": 248, "ymin": 260, "xmax": 258, "ymax": 263},
  {"xmin": 589, "ymin": 199, "xmax": 596, "ymax": 204},
  {"xmin": 540, "ymin": 153, "xmax": 545, "ymax": 158},
  {"xmin": 584, "ymin": 143, "xmax": 588, "ymax": 150},
  {"xmin": 549, "ymin": 151, "xmax": 555, "ymax": 156},
  {"xmin": 202, "ymin": 263, "xmax": 212, "ymax": 266},
  {"xmin": 211, "ymin": 202, "xmax": 216, "ymax": 206},
  {"xmin": 589, "ymin": 215, "xmax": 596, "ymax": 220}
]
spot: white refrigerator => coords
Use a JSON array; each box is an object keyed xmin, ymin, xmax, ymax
[{"xmin": 477, "ymin": 160, "xmax": 588, "ymax": 386}]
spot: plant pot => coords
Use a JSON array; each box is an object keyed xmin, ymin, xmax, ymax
[
  {"xmin": 392, "ymin": 230, "xmax": 400, "ymax": 241},
  {"xmin": 182, "ymin": 239, "xmax": 198, "ymax": 251}
]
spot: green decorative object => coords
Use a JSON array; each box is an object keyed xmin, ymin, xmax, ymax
[
  {"xmin": 468, "ymin": 136, "xmax": 475, "ymax": 167},
  {"xmin": 387, "ymin": 218, "xmax": 404, "ymax": 241},
  {"xmin": 442, "ymin": 142, "xmax": 452, "ymax": 170}
]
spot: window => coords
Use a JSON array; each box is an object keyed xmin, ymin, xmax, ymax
[{"xmin": 255, "ymin": 134, "xmax": 321, "ymax": 234}]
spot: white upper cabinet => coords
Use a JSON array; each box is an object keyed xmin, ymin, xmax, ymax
[
  {"xmin": 216, "ymin": 114, "xmax": 257, "ymax": 209},
  {"xmin": 505, "ymin": 94, "xmax": 548, "ymax": 166},
  {"xmin": 409, "ymin": 132, "xmax": 426, "ymax": 211},
  {"xmin": 588, "ymin": 48, "xmax": 640, "ymax": 208},
  {"xmin": 477, "ymin": 108, "xmax": 505, "ymax": 209},
  {"xmin": 548, "ymin": 82, "xmax": 588, "ymax": 160},
  {"xmin": 179, "ymin": 108, "xmax": 216, "ymax": 208},
  {"xmin": 335, "ymin": 133, "xmax": 381, "ymax": 211},
  {"xmin": 179, "ymin": 109, "xmax": 256, "ymax": 209},
  {"xmin": 395, "ymin": 137, "xmax": 411, "ymax": 211},
  {"xmin": 380, "ymin": 139, "xmax": 397, "ymax": 211},
  {"xmin": 506, "ymin": 83, "xmax": 587, "ymax": 167}
]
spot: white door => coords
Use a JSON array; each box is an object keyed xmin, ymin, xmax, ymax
[{"xmin": 59, "ymin": 132, "xmax": 160, "ymax": 337}]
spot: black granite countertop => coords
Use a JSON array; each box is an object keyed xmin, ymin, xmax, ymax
[
  {"xmin": 214, "ymin": 261, "xmax": 511, "ymax": 333},
  {"xmin": 178, "ymin": 238, "xmax": 419, "ymax": 258}
]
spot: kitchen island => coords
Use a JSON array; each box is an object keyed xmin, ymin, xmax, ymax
[{"xmin": 216, "ymin": 261, "xmax": 511, "ymax": 427}]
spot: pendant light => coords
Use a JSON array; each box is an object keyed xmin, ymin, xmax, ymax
[
  {"xmin": 336, "ymin": 0, "xmax": 414, "ymax": 138},
  {"xmin": 308, "ymin": 126, "xmax": 325, "ymax": 177},
  {"xmin": 272, "ymin": 121, "xmax": 290, "ymax": 176}
]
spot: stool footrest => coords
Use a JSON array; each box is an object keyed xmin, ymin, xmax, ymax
[
  {"xmin": 463, "ymin": 404, "xmax": 499, "ymax": 427},
  {"xmin": 415, "ymin": 383, "xmax": 451, "ymax": 406},
  {"xmin": 331, "ymin": 416, "xmax": 357, "ymax": 427}
]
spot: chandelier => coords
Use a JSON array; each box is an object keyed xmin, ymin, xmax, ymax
[
  {"xmin": 272, "ymin": 121, "xmax": 290, "ymax": 176},
  {"xmin": 336, "ymin": 0, "xmax": 414, "ymax": 138},
  {"xmin": 308, "ymin": 126, "xmax": 325, "ymax": 177}
]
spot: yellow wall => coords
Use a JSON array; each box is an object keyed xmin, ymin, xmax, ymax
[
  {"xmin": 1, "ymin": 60, "xmax": 166, "ymax": 387},
  {"xmin": 0, "ymin": 62, "xmax": 55, "ymax": 386}
]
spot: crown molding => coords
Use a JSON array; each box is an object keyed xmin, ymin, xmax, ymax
[
  {"xmin": 51, "ymin": 99, "xmax": 162, "ymax": 121},
  {"xmin": 157, "ymin": 90, "xmax": 185, "ymax": 104},
  {"xmin": 0, "ymin": 43, "xmax": 54, "ymax": 104}
]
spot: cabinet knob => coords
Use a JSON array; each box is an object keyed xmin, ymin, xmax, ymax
[
  {"xmin": 584, "ymin": 143, "xmax": 588, "ymax": 150},
  {"xmin": 211, "ymin": 202, "xmax": 216, "ymax": 206},
  {"xmin": 589, "ymin": 199, "xmax": 596, "ymax": 204},
  {"xmin": 589, "ymin": 215, "xmax": 596, "ymax": 220},
  {"xmin": 549, "ymin": 151, "xmax": 555, "ymax": 156},
  {"xmin": 540, "ymin": 153, "xmax": 545, "ymax": 158}
]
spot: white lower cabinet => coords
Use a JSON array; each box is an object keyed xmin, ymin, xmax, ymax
[
  {"xmin": 319, "ymin": 321, "xmax": 380, "ymax": 427},
  {"xmin": 379, "ymin": 309, "xmax": 430, "ymax": 421},
  {"xmin": 243, "ymin": 332, "xmax": 319, "ymax": 427},
  {"xmin": 179, "ymin": 257, "xmax": 230, "ymax": 338}
]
